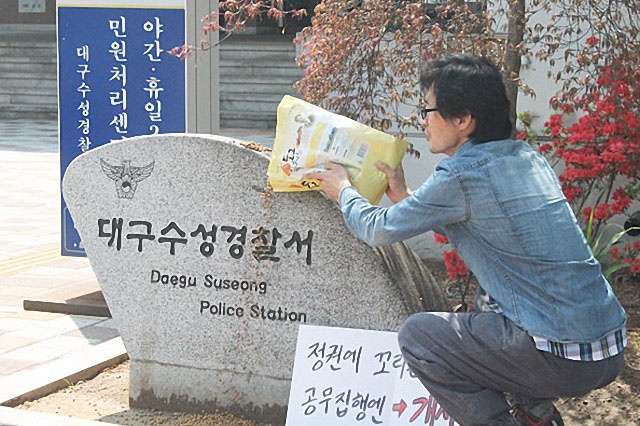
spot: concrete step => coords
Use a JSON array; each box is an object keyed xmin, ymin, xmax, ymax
[
  {"xmin": 220, "ymin": 41, "xmax": 297, "ymax": 53},
  {"xmin": 220, "ymin": 88, "xmax": 297, "ymax": 99},
  {"xmin": 220, "ymin": 64, "xmax": 302, "ymax": 79},
  {"xmin": 0, "ymin": 61, "xmax": 57, "ymax": 74},
  {"xmin": 221, "ymin": 98, "xmax": 281, "ymax": 113},
  {"xmin": 219, "ymin": 49, "xmax": 297, "ymax": 64},
  {"xmin": 0, "ymin": 44, "xmax": 57, "ymax": 58},
  {"xmin": 219, "ymin": 78, "xmax": 297, "ymax": 96},
  {"xmin": 0, "ymin": 78, "xmax": 58, "ymax": 96},
  {"xmin": 220, "ymin": 91, "xmax": 285, "ymax": 101},
  {"xmin": 220, "ymin": 106, "xmax": 276, "ymax": 118},
  {"xmin": 0, "ymin": 104, "xmax": 57, "ymax": 120},
  {"xmin": 0, "ymin": 74, "xmax": 57, "ymax": 92},
  {"xmin": 221, "ymin": 39, "xmax": 297, "ymax": 52},
  {"xmin": 220, "ymin": 43, "xmax": 298, "ymax": 62},
  {"xmin": 219, "ymin": 93, "xmax": 284, "ymax": 106},
  {"xmin": 0, "ymin": 31, "xmax": 58, "ymax": 120},
  {"xmin": 24, "ymin": 290, "xmax": 111, "ymax": 318},
  {"xmin": 0, "ymin": 29, "xmax": 56, "ymax": 44},
  {"xmin": 0, "ymin": 38, "xmax": 56, "ymax": 46},
  {"xmin": 218, "ymin": 38, "xmax": 300, "ymax": 129},
  {"xmin": 0, "ymin": 92, "xmax": 57, "ymax": 105},
  {"xmin": 0, "ymin": 70, "xmax": 58, "ymax": 82},
  {"xmin": 220, "ymin": 39, "xmax": 298, "ymax": 67},
  {"xmin": 220, "ymin": 112, "xmax": 277, "ymax": 129},
  {"xmin": 0, "ymin": 71, "xmax": 56, "ymax": 81},
  {"xmin": 0, "ymin": 54, "xmax": 56, "ymax": 65}
]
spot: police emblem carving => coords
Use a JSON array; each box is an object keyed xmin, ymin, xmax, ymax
[{"xmin": 100, "ymin": 158, "xmax": 155, "ymax": 199}]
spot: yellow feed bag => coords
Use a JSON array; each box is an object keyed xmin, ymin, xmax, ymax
[{"xmin": 267, "ymin": 96, "xmax": 408, "ymax": 205}]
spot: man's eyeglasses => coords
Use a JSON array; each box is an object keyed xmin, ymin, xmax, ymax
[{"xmin": 420, "ymin": 107, "xmax": 439, "ymax": 119}]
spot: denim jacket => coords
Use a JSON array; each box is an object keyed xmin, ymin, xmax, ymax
[{"xmin": 339, "ymin": 139, "xmax": 626, "ymax": 343}]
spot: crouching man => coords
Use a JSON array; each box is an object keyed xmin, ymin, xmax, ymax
[{"xmin": 308, "ymin": 54, "xmax": 626, "ymax": 426}]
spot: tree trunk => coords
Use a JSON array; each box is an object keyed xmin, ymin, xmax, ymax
[
  {"xmin": 375, "ymin": 242, "xmax": 449, "ymax": 313},
  {"xmin": 504, "ymin": 0, "xmax": 526, "ymax": 135}
]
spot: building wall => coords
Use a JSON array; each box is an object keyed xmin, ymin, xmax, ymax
[{"xmin": 0, "ymin": 0, "xmax": 56, "ymax": 25}]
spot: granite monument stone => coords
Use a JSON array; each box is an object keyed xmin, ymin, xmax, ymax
[{"xmin": 62, "ymin": 134, "xmax": 446, "ymax": 423}]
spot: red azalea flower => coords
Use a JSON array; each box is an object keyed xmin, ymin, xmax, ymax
[
  {"xmin": 562, "ymin": 186, "xmax": 581, "ymax": 202},
  {"xmin": 539, "ymin": 143, "xmax": 553, "ymax": 153},
  {"xmin": 594, "ymin": 203, "xmax": 612, "ymax": 220},
  {"xmin": 443, "ymin": 250, "xmax": 469, "ymax": 281},
  {"xmin": 586, "ymin": 36, "xmax": 600, "ymax": 46},
  {"xmin": 610, "ymin": 246, "xmax": 620, "ymax": 260},
  {"xmin": 434, "ymin": 233, "xmax": 449, "ymax": 245}
]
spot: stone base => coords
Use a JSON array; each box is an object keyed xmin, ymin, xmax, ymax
[{"xmin": 129, "ymin": 360, "xmax": 288, "ymax": 425}]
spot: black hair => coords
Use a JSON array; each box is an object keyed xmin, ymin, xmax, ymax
[{"xmin": 420, "ymin": 54, "xmax": 513, "ymax": 143}]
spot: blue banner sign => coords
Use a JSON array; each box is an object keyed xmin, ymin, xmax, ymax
[{"xmin": 58, "ymin": 0, "xmax": 186, "ymax": 256}]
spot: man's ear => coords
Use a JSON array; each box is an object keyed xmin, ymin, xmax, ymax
[{"xmin": 456, "ymin": 113, "xmax": 476, "ymax": 137}]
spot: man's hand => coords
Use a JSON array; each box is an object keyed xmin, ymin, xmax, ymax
[
  {"xmin": 305, "ymin": 162, "xmax": 352, "ymax": 201},
  {"xmin": 376, "ymin": 161, "xmax": 411, "ymax": 203}
]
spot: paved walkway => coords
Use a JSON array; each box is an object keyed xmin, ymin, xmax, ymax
[
  {"xmin": 0, "ymin": 120, "xmax": 126, "ymax": 425},
  {"xmin": 0, "ymin": 120, "xmax": 274, "ymax": 424}
]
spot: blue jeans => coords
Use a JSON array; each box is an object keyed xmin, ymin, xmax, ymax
[{"xmin": 398, "ymin": 312, "xmax": 624, "ymax": 426}]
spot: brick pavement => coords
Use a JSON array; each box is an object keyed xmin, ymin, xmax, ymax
[{"xmin": 0, "ymin": 120, "xmax": 126, "ymax": 423}]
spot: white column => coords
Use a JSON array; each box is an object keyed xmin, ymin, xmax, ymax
[{"xmin": 186, "ymin": 0, "xmax": 220, "ymax": 133}]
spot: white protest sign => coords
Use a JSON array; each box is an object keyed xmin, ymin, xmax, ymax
[{"xmin": 286, "ymin": 325, "xmax": 458, "ymax": 426}]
